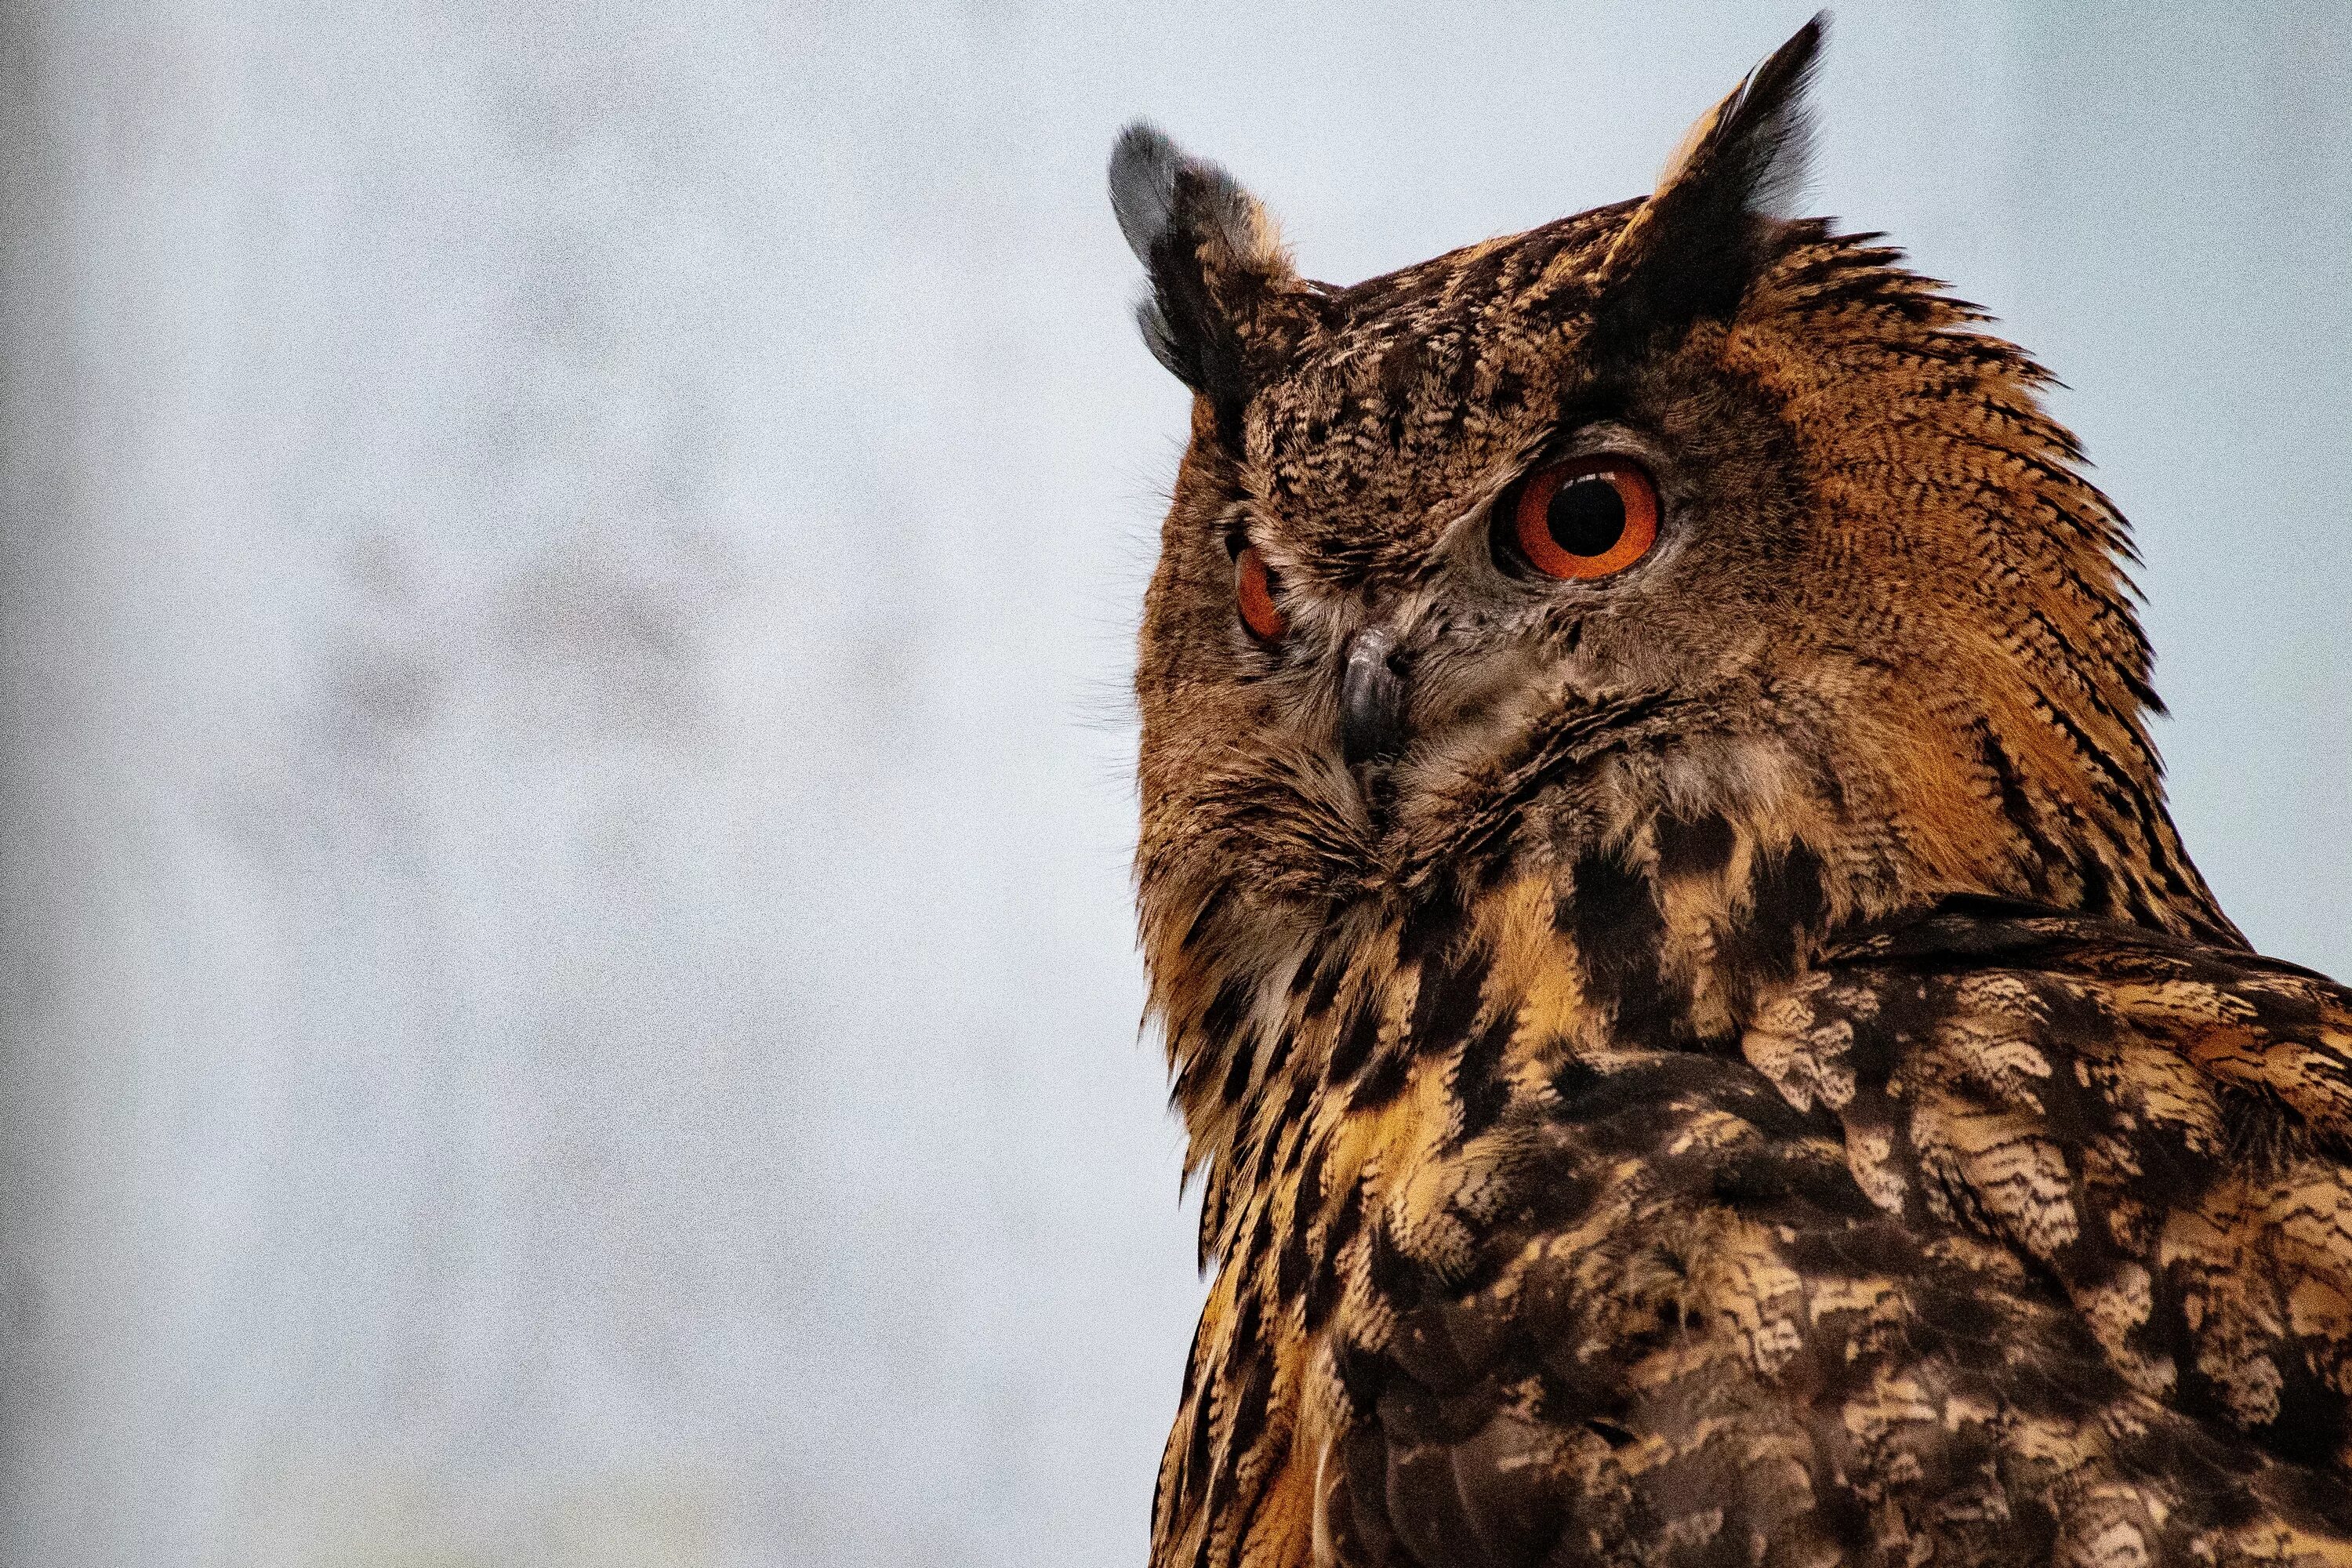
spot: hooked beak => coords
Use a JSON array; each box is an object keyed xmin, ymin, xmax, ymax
[{"xmin": 1338, "ymin": 626, "xmax": 1410, "ymax": 770}]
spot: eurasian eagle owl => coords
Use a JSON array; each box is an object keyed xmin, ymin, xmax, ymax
[{"xmin": 1109, "ymin": 16, "xmax": 2352, "ymax": 1568}]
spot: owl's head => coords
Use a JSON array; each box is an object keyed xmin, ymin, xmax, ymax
[{"xmin": 1115, "ymin": 18, "xmax": 2234, "ymax": 1025}]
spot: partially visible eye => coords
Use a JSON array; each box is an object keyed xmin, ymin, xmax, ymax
[
  {"xmin": 1498, "ymin": 456, "xmax": 1660, "ymax": 581},
  {"xmin": 1235, "ymin": 544, "xmax": 1287, "ymax": 642}
]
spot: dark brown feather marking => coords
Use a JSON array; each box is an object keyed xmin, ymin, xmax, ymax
[{"xmin": 1116, "ymin": 20, "xmax": 2352, "ymax": 1568}]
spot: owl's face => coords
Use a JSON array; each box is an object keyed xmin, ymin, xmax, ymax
[
  {"xmin": 1135, "ymin": 213, "xmax": 1809, "ymax": 899},
  {"xmin": 1119, "ymin": 21, "xmax": 2231, "ymax": 995}
]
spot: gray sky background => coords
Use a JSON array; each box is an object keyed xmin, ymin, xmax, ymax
[{"xmin": 1, "ymin": 4, "xmax": 2345, "ymax": 1565}]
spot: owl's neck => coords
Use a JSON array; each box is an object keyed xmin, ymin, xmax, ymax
[
  {"xmin": 1152, "ymin": 789, "xmax": 1852, "ymax": 1266},
  {"xmin": 1147, "ymin": 701, "xmax": 2238, "ymax": 1268}
]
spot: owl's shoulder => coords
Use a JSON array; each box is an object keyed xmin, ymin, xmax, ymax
[
  {"xmin": 1310, "ymin": 898, "xmax": 2352, "ymax": 1566},
  {"xmin": 1753, "ymin": 898, "xmax": 2352, "ymax": 1447}
]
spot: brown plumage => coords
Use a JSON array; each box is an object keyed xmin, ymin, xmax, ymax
[{"xmin": 1109, "ymin": 16, "xmax": 2352, "ymax": 1567}]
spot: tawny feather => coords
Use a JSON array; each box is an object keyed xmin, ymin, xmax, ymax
[{"xmin": 1112, "ymin": 16, "xmax": 2348, "ymax": 1567}]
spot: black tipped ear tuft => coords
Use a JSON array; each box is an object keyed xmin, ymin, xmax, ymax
[
  {"xmin": 1108, "ymin": 123, "xmax": 1185, "ymax": 270},
  {"xmin": 1678, "ymin": 11, "xmax": 1824, "ymax": 227},
  {"xmin": 1108, "ymin": 122, "xmax": 1309, "ymax": 444},
  {"xmin": 1592, "ymin": 13, "xmax": 1827, "ymax": 351}
]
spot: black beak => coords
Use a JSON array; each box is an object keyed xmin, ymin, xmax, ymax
[{"xmin": 1339, "ymin": 627, "xmax": 1410, "ymax": 770}]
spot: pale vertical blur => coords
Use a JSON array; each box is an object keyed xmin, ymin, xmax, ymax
[{"xmin": 0, "ymin": 3, "xmax": 2343, "ymax": 1564}]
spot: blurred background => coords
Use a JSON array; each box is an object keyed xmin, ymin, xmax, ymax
[{"xmin": 1, "ymin": 2, "xmax": 2345, "ymax": 1563}]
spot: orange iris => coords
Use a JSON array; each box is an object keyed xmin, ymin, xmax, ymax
[
  {"xmin": 1511, "ymin": 456, "xmax": 1660, "ymax": 580},
  {"xmin": 1236, "ymin": 545, "xmax": 1287, "ymax": 641}
]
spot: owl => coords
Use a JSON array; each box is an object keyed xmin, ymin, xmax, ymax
[{"xmin": 1109, "ymin": 15, "xmax": 2352, "ymax": 1568}]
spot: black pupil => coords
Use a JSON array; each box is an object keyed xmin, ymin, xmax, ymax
[{"xmin": 1548, "ymin": 476, "xmax": 1625, "ymax": 557}]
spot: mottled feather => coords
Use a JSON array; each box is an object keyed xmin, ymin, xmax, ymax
[{"xmin": 1111, "ymin": 16, "xmax": 2350, "ymax": 1567}]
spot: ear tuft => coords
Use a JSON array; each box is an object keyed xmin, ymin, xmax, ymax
[
  {"xmin": 1655, "ymin": 11, "xmax": 1824, "ymax": 226},
  {"xmin": 1108, "ymin": 124, "xmax": 1187, "ymax": 269},
  {"xmin": 1108, "ymin": 122, "xmax": 1305, "ymax": 440},
  {"xmin": 1592, "ymin": 13, "xmax": 1827, "ymax": 348}
]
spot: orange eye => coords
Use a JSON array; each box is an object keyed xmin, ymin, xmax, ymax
[
  {"xmin": 1235, "ymin": 544, "xmax": 1287, "ymax": 641},
  {"xmin": 1508, "ymin": 456, "xmax": 1660, "ymax": 581}
]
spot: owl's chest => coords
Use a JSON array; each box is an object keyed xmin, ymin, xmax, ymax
[{"xmin": 1160, "ymin": 880, "xmax": 1776, "ymax": 1566}]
